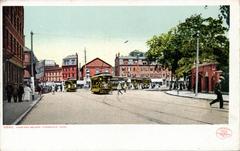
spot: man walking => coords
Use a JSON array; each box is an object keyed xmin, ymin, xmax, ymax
[
  {"xmin": 210, "ymin": 79, "xmax": 224, "ymax": 109},
  {"xmin": 117, "ymin": 82, "xmax": 123, "ymax": 95}
]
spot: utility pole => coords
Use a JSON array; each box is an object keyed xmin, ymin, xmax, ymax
[
  {"xmin": 76, "ymin": 52, "xmax": 78, "ymax": 80},
  {"xmin": 84, "ymin": 47, "xmax": 87, "ymax": 86},
  {"xmin": 195, "ymin": 30, "xmax": 200, "ymax": 96},
  {"xmin": 30, "ymin": 31, "xmax": 35, "ymax": 100}
]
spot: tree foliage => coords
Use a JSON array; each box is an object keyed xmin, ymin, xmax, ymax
[
  {"xmin": 146, "ymin": 14, "xmax": 229, "ymax": 78},
  {"xmin": 219, "ymin": 5, "xmax": 230, "ymax": 28}
]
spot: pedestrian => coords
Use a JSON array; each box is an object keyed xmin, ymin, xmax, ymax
[
  {"xmin": 12, "ymin": 83, "xmax": 18, "ymax": 103},
  {"xmin": 23, "ymin": 84, "xmax": 32, "ymax": 101},
  {"xmin": 18, "ymin": 83, "xmax": 24, "ymax": 102},
  {"xmin": 60, "ymin": 85, "xmax": 62, "ymax": 92},
  {"xmin": 123, "ymin": 82, "xmax": 127, "ymax": 93},
  {"xmin": 36, "ymin": 85, "xmax": 41, "ymax": 95},
  {"xmin": 55, "ymin": 85, "xmax": 58, "ymax": 92},
  {"xmin": 117, "ymin": 82, "xmax": 123, "ymax": 95},
  {"xmin": 6, "ymin": 83, "xmax": 13, "ymax": 103},
  {"xmin": 210, "ymin": 79, "xmax": 224, "ymax": 109},
  {"xmin": 52, "ymin": 85, "xmax": 55, "ymax": 94}
]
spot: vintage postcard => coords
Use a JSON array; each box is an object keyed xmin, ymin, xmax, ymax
[{"xmin": 1, "ymin": 0, "xmax": 239, "ymax": 150}]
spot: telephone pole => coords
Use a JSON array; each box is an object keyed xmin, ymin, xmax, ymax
[
  {"xmin": 84, "ymin": 47, "xmax": 87, "ymax": 80},
  {"xmin": 31, "ymin": 31, "xmax": 35, "ymax": 100},
  {"xmin": 76, "ymin": 52, "xmax": 78, "ymax": 80}
]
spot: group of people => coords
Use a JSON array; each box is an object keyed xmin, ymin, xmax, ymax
[
  {"xmin": 51, "ymin": 85, "xmax": 63, "ymax": 94},
  {"xmin": 6, "ymin": 83, "xmax": 32, "ymax": 103}
]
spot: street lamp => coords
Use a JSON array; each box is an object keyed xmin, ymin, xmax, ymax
[{"xmin": 195, "ymin": 30, "xmax": 200, "ymax": 96}]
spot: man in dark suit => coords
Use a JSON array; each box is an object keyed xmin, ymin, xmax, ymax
[{"xmin": 210, "ymin": 79, "xmax": 224, "ymax": 109}]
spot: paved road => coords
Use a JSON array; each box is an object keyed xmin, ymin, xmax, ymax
[{"xmin": 20, "ymin": 89, "xmax": 228, "ymax": 124}]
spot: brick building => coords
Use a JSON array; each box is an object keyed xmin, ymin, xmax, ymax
[
  {"xmin": 191, "ymin": 63, "xmax": 222, "ymax": 93},
  {"xmin": 23, "ymin": 47, "xmax": 38, "ymax": 84},
  {"xmin": 80, "ymin": 58, "xmax": 113, "ymax": 79},
  {"xmin": 115, "ymin": 53, "xmax": 171, "ymax": 81},
  {"xmin": 44, "ymin": 65, "xmax": 63, "ymax": 83},
  {"xmin": 62, "ymin": 54, "xmax": 78, "ymax": 80},
  {"xmin": 3, "ymin": 6, "xmax": 24, "ymax": 98},
  {"xmin": 36, "ymin": 59, "xmax": 57, "ymax": 83}
]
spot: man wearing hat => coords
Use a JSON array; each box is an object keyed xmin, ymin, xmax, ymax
[{"xmin": 210, "ymin": 76, "xmax": 224, "ymax": 109}]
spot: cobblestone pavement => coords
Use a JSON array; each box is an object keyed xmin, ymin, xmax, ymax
[{"xmin": 20, "ymin": 89, "xmax": 228, "ymax": 124}]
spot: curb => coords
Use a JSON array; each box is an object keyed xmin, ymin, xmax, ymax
[
  {"xmin": 165, "ymin": 91, "xmax": 229, "ymax": 102},
  {"xmin": 11, "ymin": 95, "xmax": 43, "ymax": 125}
]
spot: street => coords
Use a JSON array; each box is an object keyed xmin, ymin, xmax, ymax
[{"xmin": 20, "ymin": 89, "xmax": 228, "ymax": 124}]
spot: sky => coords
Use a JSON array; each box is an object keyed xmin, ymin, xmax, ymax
[{"xmin": 24, "ymin": 6, "xmax": 221, "ymax": 67}]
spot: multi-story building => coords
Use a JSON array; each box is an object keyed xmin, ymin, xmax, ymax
[
  {"xmin": 81, "ymin": 57, "xmax": 113, "ymax": 79},
  {"xmin": 3, "ymin": 6, "xmax": 24, "ymax": 98},
  {"xmin": 44, "ymin": 65, "xmax": 63, "ymax": 83},
  {"xmin": 23, "ymin": 47, "xmax": 38, "ymax": 84},
  {"xmin": 115, "ymin": 53, "xmax": 171, "ymax": 81},
  {"xmin": 62, "ymin": 54, "xmax": 78, "ymax": 80},
  {"xmin": 35, "ymin": 59, "xmax": 60, "ymax": 84}
]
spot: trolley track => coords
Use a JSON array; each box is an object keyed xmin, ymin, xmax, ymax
[
  {"xmin": 71, "ymin": 92, "xmax": 168, "ymax": 124},
  {"xmin": 72, "ymin": 91, "xmax": 217, "ymax": 124}
]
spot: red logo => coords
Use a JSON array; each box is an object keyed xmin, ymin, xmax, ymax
[{"xmin": 216, "ymin": 127, "xmax": 232, "ymax": 139}]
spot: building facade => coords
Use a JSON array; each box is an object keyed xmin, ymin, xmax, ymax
[
  {"xmin": 81, "ymin": 58, "xmax": 113, "ymax": 79},
  {"xmin": 62, "ymin": 54, "xmax": 78, "ymax": 80},
  {"xmin": 191, "ymin": 63, "xmax": 222, "ymax": 93},
  {"xmin": 115, "ymin": 53, "xmax": 171, "ymax": 80},
  {"xmin": 23, "ymin": 47, "xmax": 38, "ymax": 84},
  {"xmin": 44, "ymin": 66, "xmax": 63, "ymax": 83},
  {"xmin": 37, "ymin": 59, "xmax": 57, "ymax": 83},
  {"xmin": 3, "ymin": 6, "xmax": 24, "ymax": 98}
]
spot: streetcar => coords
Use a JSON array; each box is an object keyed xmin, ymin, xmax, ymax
[
  {"xmin": 90, "ymin": 73, "xmax": 112, "ymax": 94},
  {"xmin": 130, "ymin": 77, "xmax": 151, "ymax": 89},
  {"xmin": 64, "ymin": 79, "xmax": 77, "ymax": 92},
  {"xmin": 110, "ymin": 76, "xmax": 128, "ymax": 90}
]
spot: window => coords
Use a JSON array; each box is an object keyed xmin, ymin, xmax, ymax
[
  {"xmin": 8, "ymin": 32, "xmax": 11, "ymax": 49},
  {"xmin": 119, "ymin": 59, "xmax": 123, "ymax": 65},
  {"xmin": 95, "ymin": 68, "xmax": 99, "ymax": 74},
  {"xmin": 129, "ymin": 59, "xmax": 133, "ymax": 65}
]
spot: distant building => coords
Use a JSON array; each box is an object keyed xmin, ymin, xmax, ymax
[
  {"xmin": 62, "ymin": 54, "xmax": 78, "ymax": 80},
  {"xmin": 114, "ymin": 53, "xmax": 171, "ymax": 82},
  {"xmin": 3, "ymin": 6, "xmax": 24, "ymax": 95},
  {"xmin": 44, "ymin": 65, "xmax": 63, "ymax": 83},
  {"xmin": 80, "ymin": 58, "xmax": 113, "ymax": 80},
  {"xmin": 36, "ymin": 59, "xmax": 59, "ymax": 83},
  {"xmin": 23, "ymin": 47, "xmax": 38, "ymax": 84}
]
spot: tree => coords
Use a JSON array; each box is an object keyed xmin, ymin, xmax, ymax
[
  {"xmin": 146, "ymin": 28, "xmax": 182, "ymax": 81},
  {"xmin": 146, "ymin": 14, "xmax": 229, "ymax": 80},
  {"xmin": 219, "ymin": 5, "xmax": 230, "ymax": 28}
]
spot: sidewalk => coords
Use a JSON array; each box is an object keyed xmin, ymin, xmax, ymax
[
  {"xmin": 166, "ymin": 90, "xmax": 229, "ymax": 102},
  {"xmin": 3, "ymin": 94, "xmax": 43, "ymax": 125}
]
